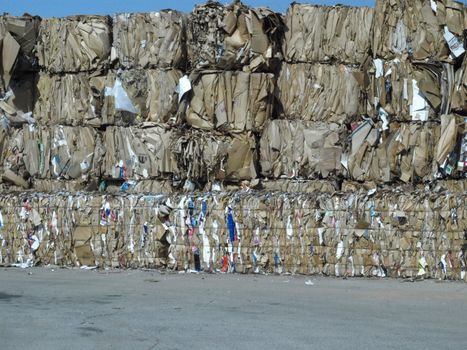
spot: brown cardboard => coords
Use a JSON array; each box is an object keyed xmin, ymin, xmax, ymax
[
  {"xmin": 36, "ymin": 15, "xmax": 111, "ymax": 73},
  {"xmin": 278, "ymin": 63, "xmax": 363, "ymax": 123},
  {"xmin": 185, "ymin": 71, "xmax": 274, "ymax": 132},
  {"xmin": 113, "ymin": 11, "xmax": 186, "ymax": 69},
  {"xmin": 260, "ymin": 120, "xmax": 344, "ymax": 179},
  {"xmin": 283, "ymin": 4, "xmax": 373, "ymax": 65},
  {"xmin": 188, "ymin": 2, "xmax": 283, "ymax": 72}
]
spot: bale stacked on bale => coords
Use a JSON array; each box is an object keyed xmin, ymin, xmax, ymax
[
  {"xmin": 0, "ymin": 1, "xmax": 465, "ymax": 279},
  {"xmin": 277, "ymin": 63, "xmax": 364, "ymax": 123},
  {"xmin": 185, "ymin": 71, "xmax": 275, "ymax": 132},
  {"xmin": 260, "ymin": 120, "xmax": 345, "ymax": 179}
]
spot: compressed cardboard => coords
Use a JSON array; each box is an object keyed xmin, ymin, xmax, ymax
[
  {"xmin": 0, "ymin": 14, "xmax": 40, "ymax": 94},
  {"xmin": 188, "ymin": 1, "xmax": 283, "ymax": 72},
  {"xmin": 34, "ymin": 69, "xmax": 181, "ymax": 126},
  {"xmin": 278, "ymin": 63, "xmax": 363, "ymax": 123},
  {"xmin": 372, "ymin": 0, "xmax": 466, "ymax": 61},
  {"xmin": 103, "ymin": 69, "xmax": 182, "ymax": 125},
  {"xmin": 172, "ymin": 129, "xmax": 257, "ymax": 182},
  {"xmin": 366, "ymin": 58, "xmax": 443, "ymax": 121},
  {"xmin": 101, "ymin": 126, "xmax": 177, "ymax": 181},
  {"xmin": 1, "ymin": 125, "xmax": 99, "ymax": 182},
  {"xmin": 347, "ymin": 121, "xmax": 440, "ymax": 183},
  {"xmin": 0, "ymin": 190, "xmax": 464, "ymax": 278},
  {"xmin": 185, "ymin": 71, "xmax": 274, "ymax": 132},
  {"xmin": 113, "ymin": 11, "xmax": 186, "ymax": 69},
  {"xmin": 283, "ymin": 4, "xmax": 373, "ymax": 65},
  {"xmin": 0, "ymin": 1, "xmax": 465, "ymax": 279},
  {"xmin": 36, "ymin": 15, "xmax": 111, "ymax": 73},
  {"xmin": 260, "ymin": 120, "xmax": 344, "ymax": 179}
]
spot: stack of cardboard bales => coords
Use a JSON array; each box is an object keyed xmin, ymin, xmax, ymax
[
  {"xmin": 362, "ymin": 0, "xmax": 467, "ymax": 183},
  {"xmin": 259, "ymin": 4, "xmax": 373, "ymax": 182},
  {"xmin": 0, "ymin": 1, "xmax": 466, "ymax": 279}
]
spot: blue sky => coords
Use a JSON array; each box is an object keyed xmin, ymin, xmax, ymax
[
  {"xmin": 4, "ymin": 0, "xmax": 376, "ymax": 17},
  {"xmin": 3, "ymin": 0, "xmax": 466, "ymax": 18}
]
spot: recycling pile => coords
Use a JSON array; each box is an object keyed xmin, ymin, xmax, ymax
[{"xmin": 0, "ymin": 0, "xmax": 466, "ymax": 279}]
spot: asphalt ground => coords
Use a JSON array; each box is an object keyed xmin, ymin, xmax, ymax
[{"xmin": 1, "ymin": 267, "xmax": 466, "ymax": 350}]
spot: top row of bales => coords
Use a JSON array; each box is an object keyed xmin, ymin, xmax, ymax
[{"xmin": 3, "ymin": 0, "xmax": 465, "ymax": 76}]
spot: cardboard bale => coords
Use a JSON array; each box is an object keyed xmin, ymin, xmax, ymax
[
  {"xmin": 1, "ymin": 125, "xmax": 99, "ymax": 183},
  {"xmin": 113, "ymin": 11, "xmax": 186, "ymax": 69},
  {"xmin": 172, "ymin": 129, "xmax": 257, "ymax": 183},
  {"xmin": 36, "ymin": 15, "xmax": 111, "ymax": 73},
  {"xmin": 0, "ymin": 189, "xmax": 464, "ymax": 277},
  {"xmin": 101, "ymin": 126, "xmax": 178, "ymax": 181},
  {"xmin": 260, "ymin": 120, "xmax": 344, "ymax": 179},
  {"xmin": 34, "ymin": 69, "xmax": 181, "ymax": 126},
  {"xmin": 0, "ymin": 74, "xmax": 37, "ymax": 126},
  {"xmin": 185, "ymin": 71, "xmax": 274, "ymax": 131},
  {"xmin": 346, "ymin": 120, "xmax": 440, "ymax": 183},
  {"xmin": 371, "ymin": 0, "xmax": 466, "ymax": 61},
  {"xmin": 103, "ymin": 69, "xmax": 182, "ymax": 125},
  {"xmin": 188, "ymin": 1, "xmax": 283, "ymax": 72},
  {"xmin": 283, "ymin": 4, "xmax": 373, "ymax": 64},
  {"xmin": 0, "ymin": 14, "xmax": 40, "ymax": 94},
  {"xmin": 34, "ymin": 73, "xmax": 104, "ymax": 126},
  {"xmin": 367, "ymin": 58, "xmax": 444, "ymax": 121},
  {"xmin": 277, "ymin": 63, "xmax": 363, "ymax": 123}
]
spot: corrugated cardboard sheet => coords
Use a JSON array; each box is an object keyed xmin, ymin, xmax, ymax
[
  {"xmin": 283, "ymin": 4, "xmax": 373, "ymax": 64},
  {"xmin": 188, "ymin": 1, "xmax": 283, "ymax": 72},
  {"xmin": 36, "ymin": 15, "xmax": 111, "ymax": 73},
  {"xmin": 113, "ymin": 11, "xmax": 186, "ymax": 69}
]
